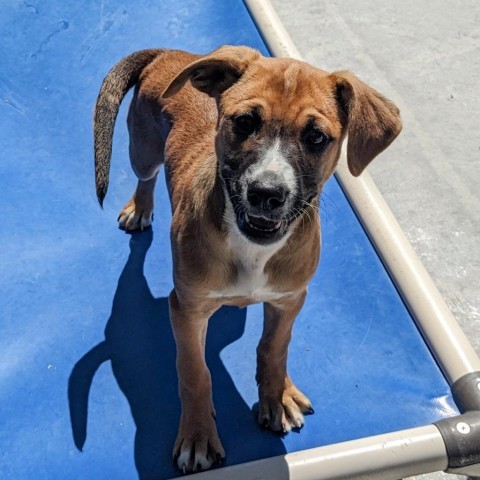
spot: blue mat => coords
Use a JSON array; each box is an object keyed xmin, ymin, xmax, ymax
[{"xmin": 0, "ymin": 1, "xmax": 457, "ymax": 479}]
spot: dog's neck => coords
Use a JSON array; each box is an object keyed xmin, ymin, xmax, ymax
[{"xmin": 200, "ymin": 193, "xmax": 293, "ymax": 303}]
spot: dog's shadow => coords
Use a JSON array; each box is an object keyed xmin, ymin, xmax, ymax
[{"xmin": 68, "ymin": 229, "xmax": 286, "ymax": 479}]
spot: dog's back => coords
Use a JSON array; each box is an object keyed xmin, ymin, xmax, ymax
[{"xmin": 94, "ymin": 49, "xmax": 217, "ymax": 208}]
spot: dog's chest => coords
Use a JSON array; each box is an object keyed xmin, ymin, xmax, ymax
[
  {"xmin": 207, "ymin": 235, "xmax": 286, "ymax": 304},
  {"xmin": 225, "ymin": 259, "xmax": 273, "ymax": 301}
]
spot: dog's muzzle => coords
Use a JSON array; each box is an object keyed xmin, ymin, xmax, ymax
[{"xmin": 231, "ymin": 171, "xmax": 294, "ymax": 245}]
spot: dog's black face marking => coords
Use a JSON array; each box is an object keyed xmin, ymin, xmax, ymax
[
  {"xmin": 232, "ymin": 110, "xmax": 262, "ymax": 138},
  {"xmin": 216, "ymin": 109, "xmax": 335, "ymax": 246}
]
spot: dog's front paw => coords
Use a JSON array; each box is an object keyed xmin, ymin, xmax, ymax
[
  {"xmin": 118, "ymin": 198, "xmax": 153, "ymax": 231},
  {"xmin": 258, "ymin": 380, "xmax": 313, "ymax": 433},
  {"xmin": 173, "ymin": 417, "xmax": 225, "ymax": 473}
]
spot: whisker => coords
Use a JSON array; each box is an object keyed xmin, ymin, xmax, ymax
[{"xmin": 319, "ymin": 191, "xmax": 338, "ymax": 225}]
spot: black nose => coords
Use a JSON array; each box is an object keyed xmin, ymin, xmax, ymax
[{"xmin": 247, "ymin": 178, "xmax": 289, "ymax": 210}]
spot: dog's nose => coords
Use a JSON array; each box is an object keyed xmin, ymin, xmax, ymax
[{"xmin": 247, "ymin": 177, "xmax": 289, "ymax": 210}]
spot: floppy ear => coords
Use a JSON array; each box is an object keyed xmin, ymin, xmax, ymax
[
  {"xmin": 162, "ymin": 45, "xmax": 261, "ymax": 99},
  {"xmin": 332, "ymin": 71, "xmax": 402, "ymax": 176}
]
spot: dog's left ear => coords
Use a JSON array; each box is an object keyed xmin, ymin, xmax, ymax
[
  {"xmin": 162, "ymin": 46, "xmax": 260, "ymax": 99},
  {"xmin": 332, "ymin": 71, "xmax": 402, "ymax": 176}
]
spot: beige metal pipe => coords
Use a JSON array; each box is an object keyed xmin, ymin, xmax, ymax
[{"xmin": 186, "ymin": 425, "xmax": 447, "ymax": 480}]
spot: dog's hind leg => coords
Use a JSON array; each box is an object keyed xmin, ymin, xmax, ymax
[
  {"xmin": 118, "ymin": 175, "xmax": 157, "ymax": 231},
  {"xmin": 118, "ymin": 95, "xmax": 166, "ymax": 231}
]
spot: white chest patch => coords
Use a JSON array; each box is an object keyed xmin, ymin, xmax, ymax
[{"xmin": 207, "ymin": 200, "xmax": 292, "ymax": 303}]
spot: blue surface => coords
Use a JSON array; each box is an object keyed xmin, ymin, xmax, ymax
[{"xmin": 0, "ymin": 1, "xmax": 457, "ymax": 479}]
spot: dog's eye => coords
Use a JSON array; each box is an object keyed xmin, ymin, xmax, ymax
[
  {"xmin": 233, "ymin": 113, "xmax": 260, "ymax": 136},
  {"xmin": 305, "ymin": 129, "xmax": 327, "ymax": 148}
]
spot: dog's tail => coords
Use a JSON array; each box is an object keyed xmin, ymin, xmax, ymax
[{"xmin": 94, "ymin": 49, "xmax": 163, "ymax": 207}]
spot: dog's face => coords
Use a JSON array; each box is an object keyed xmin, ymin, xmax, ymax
[
  {"xmin": 215, "ymin": 60, "xmax": 347, "ymax": 245},
  {"xmin": 163, "ymin": 47, "xmax": 402, "ymax": 245}
]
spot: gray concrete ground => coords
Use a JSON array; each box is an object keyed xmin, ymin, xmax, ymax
[{"xmin": 270, "ymin": 0, "xmax": 480, "ymax": 479}]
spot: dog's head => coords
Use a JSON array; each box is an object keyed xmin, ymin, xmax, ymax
[{"xmin": 163, "ymin": 46, "xmax": 401, "ymax": 245}]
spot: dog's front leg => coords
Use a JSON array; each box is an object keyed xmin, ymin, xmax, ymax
[
  {"xmin": 168, "ymin": 290, "xmax": 224, "ymax": 473},
  {"xmin": 256, "ymin": 290, "xmax": 314, "ymax": 433}
]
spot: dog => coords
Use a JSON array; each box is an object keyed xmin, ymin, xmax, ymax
[{"xmin": 93, "ymin": 46, "xmax": 401, "ymax": 473}]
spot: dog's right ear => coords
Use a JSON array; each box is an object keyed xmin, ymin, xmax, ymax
[{"xmin": 162, "ymin": 46, "xmax": 260, "ymax": 99}]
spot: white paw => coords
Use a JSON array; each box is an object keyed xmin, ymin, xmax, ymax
[
  {"xmin": 258, "ymin": 383, "xmax": 313, "ymax": 433},
  {"xmin": 118, "ymin": 201, "xmax": 153, "ymax": 231},
  {"xmin": 173, "ymin": 422, "xmax": 225, "ymax": 473}
]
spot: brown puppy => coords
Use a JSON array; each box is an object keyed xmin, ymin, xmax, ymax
[{"xmin": 94, "ymin": 46, "xmax": 401, "ymax": 473}]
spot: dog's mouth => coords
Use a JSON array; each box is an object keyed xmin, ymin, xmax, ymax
[
  {"xmin": 236, "ymin": 211, "xmax": 288, "ymax": 244},
  {"xmin": 245, "ymin": 213, "xmax": 282, "ymax": 233},
  {"xmin": 222, "ymin": 175, "xmax": 306, "ymax": 245}
]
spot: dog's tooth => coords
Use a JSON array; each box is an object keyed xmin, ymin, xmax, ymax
[{"xmin": 244, "ymin": 213, "xmax": 282, "ymax": 232}]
